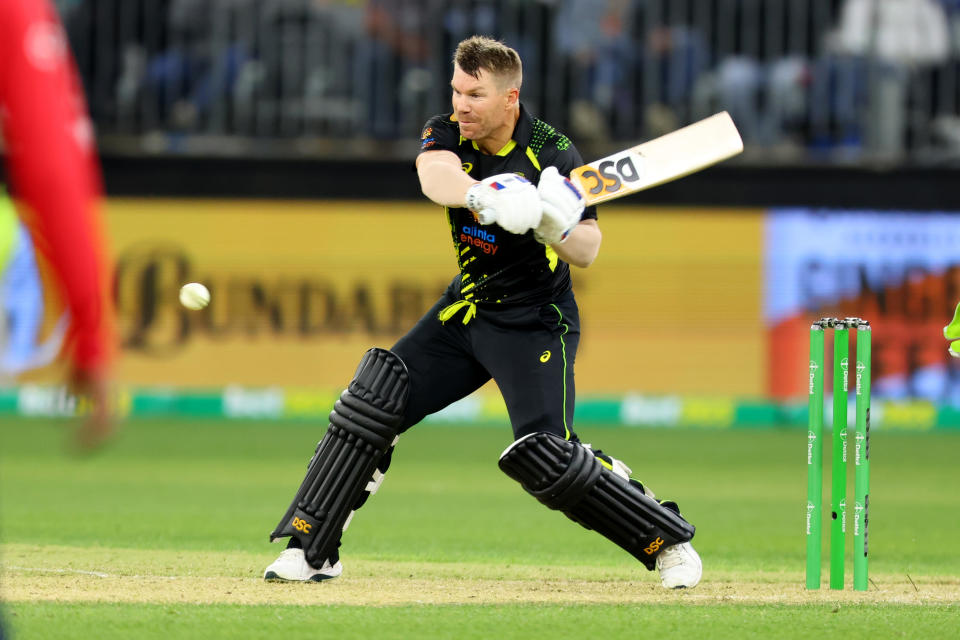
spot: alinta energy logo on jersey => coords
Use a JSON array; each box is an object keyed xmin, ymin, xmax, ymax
[{"xmin": 461, "ymin": 225, "xmax": 498, "ymax": 255}]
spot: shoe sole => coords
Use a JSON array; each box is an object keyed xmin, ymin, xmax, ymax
[
  {"xmin": 661, "ymin": 581, "xmax": 699, "ymax": 589},
  {"xmin": 263, "ymin": 571, "xmax": 339, "ymax": 583}
]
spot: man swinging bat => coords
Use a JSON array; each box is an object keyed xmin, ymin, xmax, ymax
[{"xmin": 264, "ymin": 36, "xmax": 703, "ymax": 589}]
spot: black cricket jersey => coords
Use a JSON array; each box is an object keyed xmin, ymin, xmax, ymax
[{"xmin": 419, "ymin": 103, "xmax": 597, "ymax": 307}]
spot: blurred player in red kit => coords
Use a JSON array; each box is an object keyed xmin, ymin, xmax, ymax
[
  {"xmin": 0, "ymin": 0, "xmax": 117, "ymax": 449},
  {"xmin": 1, "ymin": 2, "xmax": 118, "ymax": 633}
]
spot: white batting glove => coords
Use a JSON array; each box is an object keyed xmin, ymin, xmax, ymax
[
  {"xmin": 535, "ymin": 166, "xmax": 585, "ymax": 245},
  {"xmin": 465, "ymin": 173, "xmax": 542, "ymax": 235}
]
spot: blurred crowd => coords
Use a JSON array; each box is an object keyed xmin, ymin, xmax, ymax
[{"xmin": 51, "ymin": 0, "xmax": 960, "ymax": 162}]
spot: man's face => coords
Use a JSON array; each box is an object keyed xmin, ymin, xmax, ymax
[{"xmin": 451, "ymin": 64, "xmax": 513, "ymax": 141}]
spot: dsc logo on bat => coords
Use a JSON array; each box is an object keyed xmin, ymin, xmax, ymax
[{"xmin": 573, "ymin": 152, "xmax": 644, "ymax": 197}]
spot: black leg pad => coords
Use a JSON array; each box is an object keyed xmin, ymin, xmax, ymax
[
  {"xmin": 269, "ymin": 348, "xmax": 409, "ymax": 568},
  {"xmin": 498, "ymin": 432, "xmax": 695, "ymax": 570}
]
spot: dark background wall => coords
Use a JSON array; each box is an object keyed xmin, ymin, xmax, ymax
[{"xmin": 91, "ymin": 156, "xmax": 960, "ymax": 210}]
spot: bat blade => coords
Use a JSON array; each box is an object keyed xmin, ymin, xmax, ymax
[{"xmin": 571, "ymin": 112, "xmax": 743, "ymax": 206}]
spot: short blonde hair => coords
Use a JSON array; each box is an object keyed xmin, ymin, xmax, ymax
[{"xmin": 454, "ymin": 36, "xmax": 522, "ymax": 90}]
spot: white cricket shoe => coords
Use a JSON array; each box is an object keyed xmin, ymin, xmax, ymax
[
  {"xmin": 263, "ymin": 548, "xmax": 343, "ymax": 582},
  {"xmin": 656, "ymin": 542, "xmax": 702, "ymax": 589}
]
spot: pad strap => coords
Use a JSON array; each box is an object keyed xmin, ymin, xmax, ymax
[
  {"xmin": 499, "ymin": 432, "xmax": 695, "ymax": 570},
  {"xmin": 270, "ymin": 348, "xmax": 409, "ymax": 568}
]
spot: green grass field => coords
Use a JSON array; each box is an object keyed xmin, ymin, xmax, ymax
[{"xmin": 2, "ymin": 418, "xmax": 958, "ymax": 639}]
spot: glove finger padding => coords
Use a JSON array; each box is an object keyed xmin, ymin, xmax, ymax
[
  {"xmin": 534, "ymin": 200, "xmax": 570, "ymax": 245},
  {"xmin": 536, "ymin": 166, "xmax": 585, "ymax": 244},
  {"xmin": 475, "ymin": 208, "xmax": 496, "ymax": 225},
  {"xmin": 498, "ymin": 187, "xmax": 542, "ymax": 234},
  {"xmin": 466, "ymin": 173, "xmax": 542, "ymax": 234}
]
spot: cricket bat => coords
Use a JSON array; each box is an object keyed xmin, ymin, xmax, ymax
[{"xmin": 570, "ymin": 112, "xmax": 743, "ymax": 206}]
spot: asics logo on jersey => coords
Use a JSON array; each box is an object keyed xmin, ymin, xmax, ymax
[{"xmin": 539, "ymin": 351, "xmax": 551, "ymax": 363}]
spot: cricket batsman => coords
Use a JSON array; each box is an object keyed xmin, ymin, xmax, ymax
[{"xmin": 265, "ymin": 36, "xmax": 702, "ymax": 589}]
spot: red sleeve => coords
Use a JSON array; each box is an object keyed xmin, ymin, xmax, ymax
[{"xmin": 0, "ymin": 0, "xmax": 114, "ymax": 373}]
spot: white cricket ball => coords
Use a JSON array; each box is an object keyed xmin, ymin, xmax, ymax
[{"xmin": 179, "ymin": 282, "xmax": 210, "ymax": 310}]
